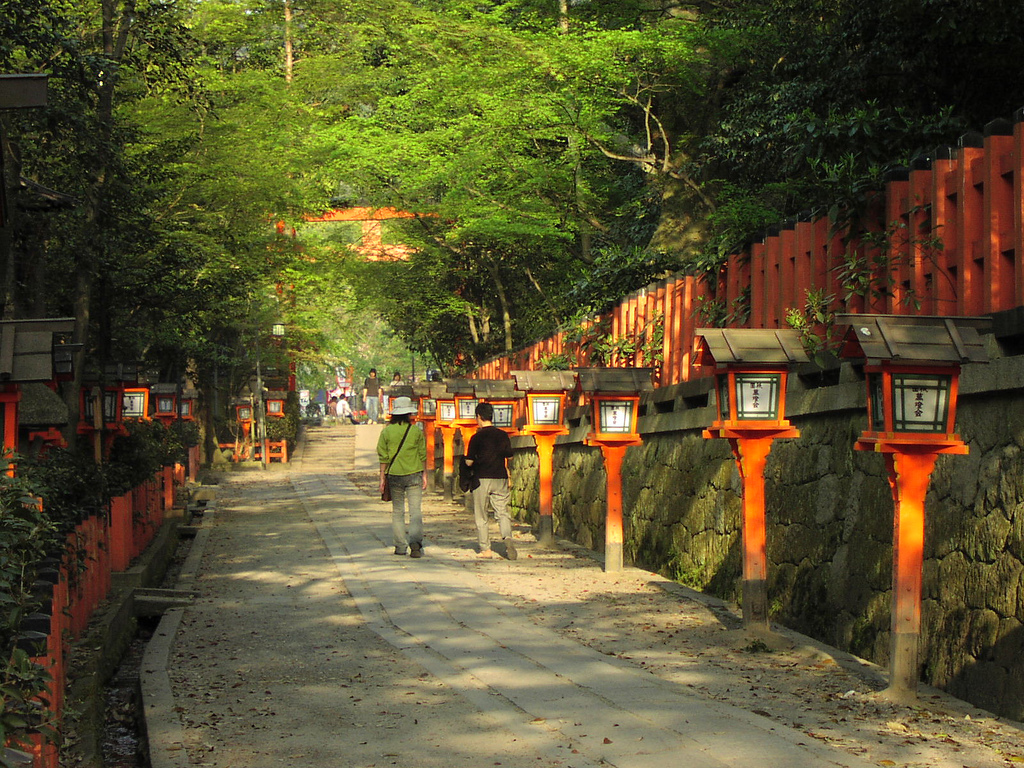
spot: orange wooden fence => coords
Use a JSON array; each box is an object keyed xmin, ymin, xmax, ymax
[
  {"xmin": 7, "ymin": 465, "xmax": 188, "ymax": 768},
  {"xmin": 476, "ymin": 114, "xmax": 1024, "ymax": 382}
]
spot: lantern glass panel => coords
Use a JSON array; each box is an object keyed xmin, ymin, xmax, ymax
[
  {"xmin": 438, "ymin": 401, "xmax": 456, "ymax": 423},
  {"xmin": 716, "ymin": 374, "xmax": 731, "ymax": 420},
  {"xmin": 157, "ymin": 396, "xmax": 174, "ymax": 414},
  {"xmin": 457, "ymin": 398, "xmax": 478, "ymax": 420},
  {"xmin": 734, "ymin": 372, "xmax": 781, "ymax": 420},
  {"xmin": 103, "ymin": 391, "xmax": 118, "ymax": 422},
  {"xmin": 867, "ymin": 372, "xmax": 885, "ymax": 431},
  {"xmin": 267, "ymin": 400, "xmax": 283, "ymax": 414},
  {"xmin": 421, "ymin": 398, "xmax": 437, "ymax": 416},
  {"xmin": 491, "ymin": 403, "xmax": 514, "ymax": 429},
  {"xmin": 531, "ymin": 395, "xmax": 562, "ymax": 426},
  {"xmin": 238, "ymin": 406, "xmax": 252, "ymax": 421},
  {"xmin": 123, "ymin": 392, "xmax": 146, "ymax": 418},
  {"xmin": 83, "ymin": 397, "xmax": 94, "ymax": 421},
  {"xmin": 598, "ymin": 399, "xmax": 634, "ymax": 434},
  {"xmin": 179, "ymin": 400, "xmax": 192, "ymax": 417},
  {"xmin": 891, "ymin": 373, "xmax": 951, "ymax": 432}
]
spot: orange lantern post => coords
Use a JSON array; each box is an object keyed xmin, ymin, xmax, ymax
[
  {"xmin": 577, "ymin": 368, "xmax": 654, "ymax": 572},
  {"xmin": 838, "ymin": 314, "xmax": 989, "ymax": 700},
  {"xmin": 694, "ymin": 328, "xmax": 809, "ymax": 632},
  {"xmin": 447, "ymin": 379, "xmax": 480, "ymax": 504},
  {"xmin": 511, "ymin": 370, "xmax": 577, "ymax": 547},
  {"xmin": 414, "ymin": 381, "xmax": 448, "ymax": 494},
  {"xmin": 435, "ymin": 392, "xmax": 458, "ymax": 501},
  {"xmin": 232, "ymin": 397, "xmax": 254, "ymax": 462}
]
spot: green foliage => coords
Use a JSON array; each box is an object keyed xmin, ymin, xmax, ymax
[
  {"xmin": 693, "ymin": 0, "xmax": 1017, "ymax": 252},
  {"xmin": 834, "ymin": 211, "xmax": 939, "ymax": 310},
  {"xmin": 18, "ymin": 450, "xmax": 107, "ymax": 533},
  {"xmin": 537, "ymin": 352, "xmax": 572, "ymax": 371},
  {"xmin": 265, "ymin": 391, "xmax": 300, "ymax": 446},
  {"xmin": 563, "ymin": 247, "xmax": 681, "ymax": 317},
  {"xmin": 106, "ymin": 420, "xmax": 184, "ymax": 497},
  {"xmin": 265, "ymin": 414, "xmax": 297, "ymax": 443},
  {"xmin": 0, "ymin": 469, "xmax": 59, "ymax": 755},
  {"xmin": 694, "ymin": 289, "xmax": 750, "ymax": 329},
  {"xmin": 785, "ymin": 288, "xmax": 836, "ymax": 358},
  {"xmin": 694, "ymin": 183, "xmax": 793, "ymax": 274}
]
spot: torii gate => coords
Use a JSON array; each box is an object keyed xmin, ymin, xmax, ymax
[{"xmin": 297, "ymin": 207, "xmax": 431, "ymax": 261}]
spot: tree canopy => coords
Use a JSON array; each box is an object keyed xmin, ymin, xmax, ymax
[{"xmin": 2, "ymin": 0, "xmax": 1022, "ymax": 392}]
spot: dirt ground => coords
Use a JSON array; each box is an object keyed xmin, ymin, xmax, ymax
[{"xmin": 344, "ymin": 470, "xmax": 1024, "ymax": 768}]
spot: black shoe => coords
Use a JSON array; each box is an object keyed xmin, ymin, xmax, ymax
[
  {"xmin": 393, "ymin": 547, "xmax": 407, "ymax": 556},
  {"xmin": 503, "ymin": 538, "xmax": 517, "ymax": 560},
  {"xmin": 410, "ymin": 542, "xmax": 423, "ymax": 558}
]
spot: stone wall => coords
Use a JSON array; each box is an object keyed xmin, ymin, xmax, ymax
[{"xmin": 507, "ymin": 352, "xmax": 1024, "ymax": 720}]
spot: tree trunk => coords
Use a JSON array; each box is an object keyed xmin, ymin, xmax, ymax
[
  {"xmin": 0, "ymin": 117, "xmax": 18, "ymax": 320},
  {"xmin": 487, "ymin": 260, "xmax": 514, "ymax": 352},
  {"xmin": 284, "ymin": 0, "xmax": 294, "ymax": 83}
]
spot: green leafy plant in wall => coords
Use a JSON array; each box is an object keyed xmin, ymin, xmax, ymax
[
  {"xmin": 785, "ymin": 287, "xmax": 837, "ymax": 361},
  {"xmin": 834, "ymin": 208, "xmax": 947, "ymax": 311},
  {"xmin": 694, "ymin": 288, "xmax": 750, "ymax": 329},
  {"xmin": 538, "ymin": 352, "xmax": 573, "ymax": 371}
]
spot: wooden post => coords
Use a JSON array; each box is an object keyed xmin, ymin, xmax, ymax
[
  {"xmin": 883, "ymin": 450, "xmax": 939, "ymax": 701},
  {"xmin": 439, "ymin": 424, "xmax": 456, "ymax": 502},
  {"xmin": 599, "ymin": 443, "xmax": 629, "ymax": 573},
  {"xmin": 533, "ymin": 432, "xmax": 559, "ymax": 547},
  {"xmin": 422, "ymin": 418, "xmax": 437, "ymax": 493},
  {"xmin": 729, "ymin": 436, "xmax": 774, "ymax": 632}
]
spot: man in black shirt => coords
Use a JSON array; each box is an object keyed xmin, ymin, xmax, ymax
[
  {"xmin": 464, "ymin": 402, "xmax": 516, "ymax": 559},
  {"xmin": 362, "ymin": 368, "xmax": 381, "ymax": 423}
]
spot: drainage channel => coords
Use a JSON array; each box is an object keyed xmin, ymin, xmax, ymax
[{"xmin": 99, "ymin": 530, "xmax": 197, "ymax": 768}]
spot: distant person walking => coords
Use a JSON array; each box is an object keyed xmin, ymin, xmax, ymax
[
  {"xmin": 376, "ymin": 397, "xmax": 428, "ymax": 557},
  {"xmin": 464, "ymin": 402, "xmax": 516, "ymax": 559},
  {"xmin": 362, "ymin": 368, "xmax": 381, "ymax": 423}
]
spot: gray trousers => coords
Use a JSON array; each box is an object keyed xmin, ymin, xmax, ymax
[
  {"xmin": 389, "ymin": 472, "xmax": 423, "ymax": 551},
  {"xmin": 473, "ymin": 477, "xmax": 511, "ymax": 552}
]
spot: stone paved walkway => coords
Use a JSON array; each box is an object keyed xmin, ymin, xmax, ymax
[{"xmin": 142, "ymin": 425, "xmax": 1024, "ymax": 768}]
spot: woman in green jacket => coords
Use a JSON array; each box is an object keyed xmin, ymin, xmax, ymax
[{"xmin": 376, "ymin": 396, "xmax": 428, "ymax": 557}]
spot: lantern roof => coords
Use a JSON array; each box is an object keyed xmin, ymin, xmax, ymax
[
  {"xmin": 19, "ymin": 382, "xmax": 69, "ymax": 427},
  {"xmin": 510, "ymin": 370, "xmax": 578, "ymax": 393},
  {"xmin": 693, "ymin": 328, "xmax": 810, "ymax": 368},
  {"xmin": 0, "ymin": 318, "xmax": 75, "ymax": 382},
  {"xmin": 836, "ymin": 314, "xmax": 990, "ymax": 365},
  {"xmin": 443, "ymin": 378, "xmax": 476, "ymax": 395},
  {"xmin": 472, "ymin": 379, "xmax": 524, "ymax": 400},
  {"xmin": 81, "ymin": 361, "xmax": 140, "ymax": 385},
  {"xmin": 386, "ymin": 383, "xmax": 414, "ymax": 399},
  {"xmin": 413, "ymin": 381, "xmax": 449, "ymax": 399},
  {"xmin": 267, "ymin": 390, "xmax": 288, "ymax": 399},
  {"xmin": 574, "ymin": 367, "xmax": 655, "ymax": 394}
]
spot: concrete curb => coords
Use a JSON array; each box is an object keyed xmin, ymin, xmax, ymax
[{"xmin": 139, "ymin": 524, "xmax": 211, "ymax": 768}]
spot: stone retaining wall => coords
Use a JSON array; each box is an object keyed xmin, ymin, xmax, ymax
[{"xmin": 507, "ymin": 352, "xmax": 1024, "ymax": 720}]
